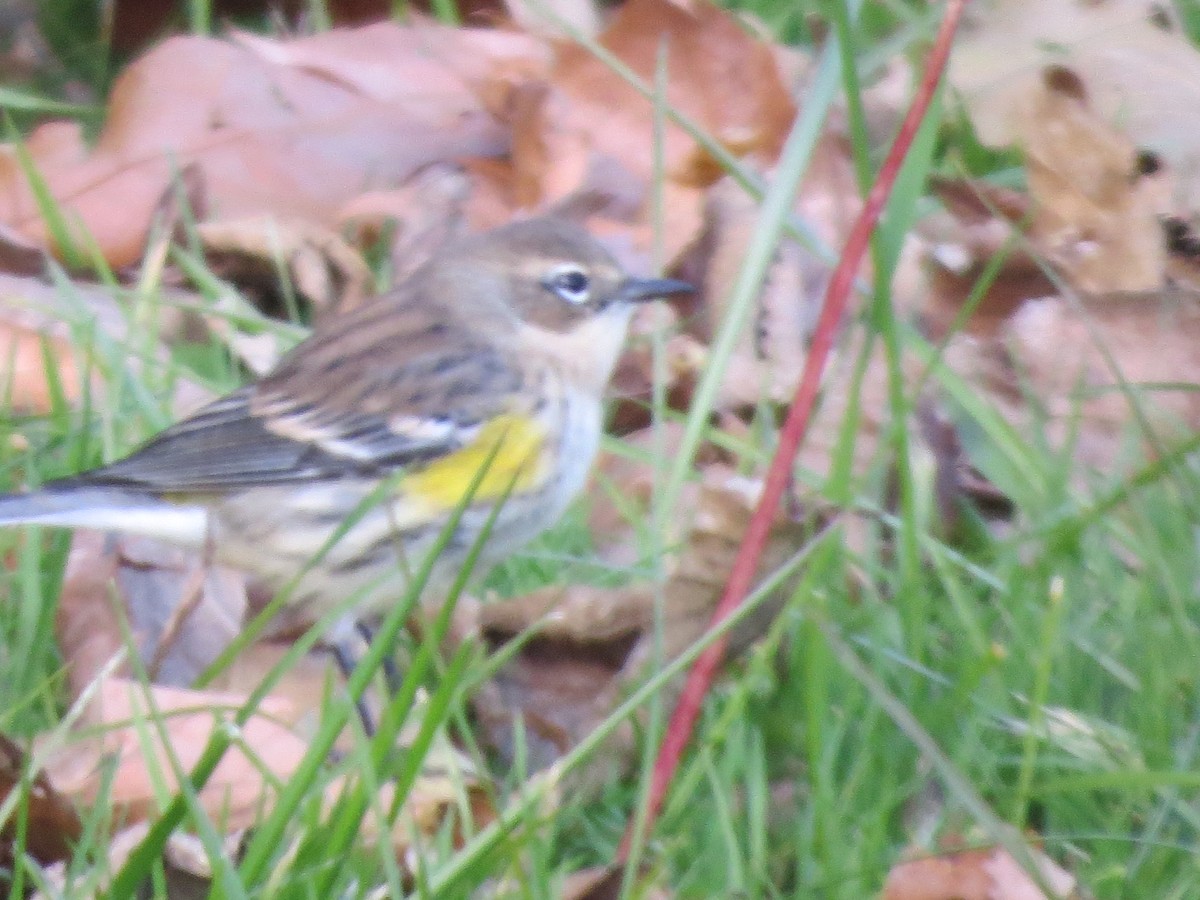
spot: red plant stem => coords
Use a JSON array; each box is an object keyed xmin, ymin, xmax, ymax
[{"xmin": 618, "ymin": 0, "xmax": 968, "ymax": 862}]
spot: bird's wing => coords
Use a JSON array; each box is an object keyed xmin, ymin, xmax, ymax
[{"xmin": 73, "ymin": 298, "xmax": 529, "ymax": 495}]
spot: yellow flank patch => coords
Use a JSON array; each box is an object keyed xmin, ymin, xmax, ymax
[{"xmin": 403, "ymin": 413, "xmax": 549, "ymax": 511}]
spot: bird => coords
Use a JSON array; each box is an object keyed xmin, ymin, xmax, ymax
[{"xmin": 0, "ymin": 218, "xmax": 692, "ymax": 637}]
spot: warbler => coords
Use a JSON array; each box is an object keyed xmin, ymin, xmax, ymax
[{"xmin": 0, "ymin": 218, "xmax": 692, "ymax": 627}]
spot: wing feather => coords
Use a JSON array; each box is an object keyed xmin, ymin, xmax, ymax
[{"xmin": 65, "ymin": 290, "xmax": 528, "ymax": 495}]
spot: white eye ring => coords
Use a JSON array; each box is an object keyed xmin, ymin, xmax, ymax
[{"xmin": 545, "ymin": 265, "xmax": 591, "ymax": 305}]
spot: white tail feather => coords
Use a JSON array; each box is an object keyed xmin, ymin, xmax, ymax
[{"xmin": 0, "ymin": 490, "xmax": 209, "ymax": 547}]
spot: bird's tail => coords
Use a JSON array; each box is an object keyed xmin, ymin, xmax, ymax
[{"xmin": 0, "ymin": 488, "xmax": 208, "ymax": 546}]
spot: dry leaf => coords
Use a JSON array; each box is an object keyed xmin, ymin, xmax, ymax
[
  {"xmin": 1163, "ymin": 213, "xmax": 1200, "ymax": 289},
  {"xmin": 508, "ymin": 80, "xmax": 596, "ymax": 210},
  {"xmin": 52, "ymin": 530, "xmax": 378, "ymax": 748},
  {"xmin": 689, "ymin": 174, "xmax": 825, "ymax": 408},
  {"xmin": 552, "ymin": 0, "xmax": 794, "ymax": 190},
  {"xmin": 0, "ymin": 732, "xmax": 82, "ymax": 867},
  {"xmin": 883, "ymin": 843, "xmax": 1080, "ymax": 900},
  {"xmin": 942, "ymin": 288, "xmax": 1200, "ymax": 475},
  {"xmin": 666, "ymin": 130, "xmax": 860, "ymax": 411},
  {"xmin": 920, "ymin": 177, "xmax": 1056, "ymax": 340},
  {"xmin": 0, "ymin": 221, "xmax": 45, "ymax": 275},
  {"xmin": 1016, "ymin": 66, "xmax": 1167, "ymax": 293},
  {"xmin": 465, "ymin": 581, "xmax": 651, "ymax": 774},
  {"xmin": 43, "ymin": 676, "xmax": 308, "ymax": 832},
  {"xmin": 465, "ymin": 467, "xmax": 816, "ymax": 781},
  {"xmin": 504, "ymin": 0, "xmax": 601, "ymax": 40},
  {"xmin": 31, "ymin": 822, "xmax": 237, "ymax": 900},
  {"xmin": 0, "ymin": 22, "xmax": 532, "ymax": 267},
  {"xmin": 605, "ymin": 304, "xmax": 708, "ymax": 436},
  {"xmin": 336, "ymin": 162, "xmax": 472, "ymax": 284},
  {"xmin": 0, "ymin": 269, "xmax": 217, "ymax": 420},
  {"xmin": 950, "ymin": 0, "xmax": 1200, "ymax": 210},
  {"xmin": 39, "ymin": 672, "xmax": 488, "ymax": 865},
  {"xmin": 196, "ymin": 217, "xmax": 372, "ymax": 319},
  {"xmin": 586, "ymin": 422, "xmax": 720, "ymax": 567},
  {"xmin": 0, "ymin": 301, "xmax": 91, "ymax": 413},
  {"xmin": 55, "ymin": 531, "xmax": 248, "ymax": 699}
]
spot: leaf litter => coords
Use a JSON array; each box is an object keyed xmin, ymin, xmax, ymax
[{"xmin": 1, "ymin": 0, "xmax": 1199, "ymax": 893}]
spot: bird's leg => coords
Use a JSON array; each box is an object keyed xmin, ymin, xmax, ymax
[
  {"xmin": 356, "ymin": 620, "xmax": 404, "ymax": 695},
  {"xmin": 328, "ymin": 634, "xmax": 377, "ymax": 737}
]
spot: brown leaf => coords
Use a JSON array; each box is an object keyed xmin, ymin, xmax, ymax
[
  {"xmin": 40, "ymin": 673, "xmax": 488, "ymax": 867},
  {"xmin": 882, "ymin": 843, "xmax": 1080, "ymax": 900},
  {"xmin": 326, "ymin": 731, "xmax": 493, "ymax": 859},
  {"xmin": 949, "ymin": 0, "xmax": 1200, "ymax": 212},
  {"xmin": 605, "ymin": 304, "xmax": 708, "ymax": 435},
  {"xmin": 920, "ymin": 177, "xmax": 1056, "ymax": 340},
  {"xmin": 508, "ymin": 80, "xmax": 596, "ymax": 210},
  {"xmin": 196, "ymin": 216, "xmax": 373, "ymax": 319},
  {"xmin": 687, "ymin": 174, "xmax": 824, "ymax": 409},
  {"xmin": 1163, "ymin": 213, "xmax": 1200, "ymax": 290},
  {"xmin": 0, "ymin": 301, "xmax": 90, "ymax": 413},
  {"xmin": 586, "ymin": 422, "xmax": 720, "ymax": 567},
  {"xmin": 0, "ymin": 732, "xmax": 82, "ymax": 867},
  {"xmin": 30, "ymin": 821, "xmax": 243, "ymax": 900},
  {"xmin": 1017, "ymin": 66, "xmax": 1167, "ymax": 293},
  {"xmin": 0, "ymin": 272, "xmax": 211, "ymax": 417},
  {"xmin": 230, "ymin": 18, "xmax": 548, "ymax": 107},
  {"xmin": 466, "ymin": 582, "xmax": 650, "ymax": 773},
  {"xmin": 466, "ymin": 466, "xmax": 816, "ymax": 781},
  {"xmin": 0, "ymin": 221, "xmax": 46, "ymax": 275},
  {"xmin": 54, "ymin": 531, "xmax": 409, "ymax": 753},
  {"xmin": 44, "ymin": 676, "xmax": 308, "ymax": 832},
  {"xmin": 206, "ymin": 639, "xmax": 359, "ymax": 743},
  {"xmin": 55, "ymin": 531, "xmax": 248, "ymax": 699},
  {"xmin": 942, "ymin": 288, "xmax": 1200, "ymax": 475},
  {"xmin": 0, "ymin": 22, "xmax": 533, "ymax": 267},
  {"xmin": 504, "ymin": 0, "xmax": 601, "ymax": 40},
  {"xmin": 667, "ymin": 130, "xmax": 861, "ymax": 413},
  {"xmin": 53, "ymin": 530, "xmax": 373, "ymax": 749},
  {"xmin": 336, "ymin": 163, "xmax": 472, "ymax": 284},
  {"xmin": 536, "ymin": 0, "xmax": 794, "ymax": 198}
]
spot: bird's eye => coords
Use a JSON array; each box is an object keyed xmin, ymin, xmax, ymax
[{"xmin": 546, "ymin": 266, "xmax": 591, "ymax": 305}]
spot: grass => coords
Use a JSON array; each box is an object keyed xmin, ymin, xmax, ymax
[{"xmin": 2, "ymin": 1, "xmax": 1200, "ymax": 897}]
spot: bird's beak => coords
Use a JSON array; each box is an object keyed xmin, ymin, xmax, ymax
[{"xmin": 613, "ymin": 276, "xmax": 694, "ymax": 305}]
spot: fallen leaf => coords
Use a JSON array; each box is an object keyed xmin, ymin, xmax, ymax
[
  {"xmin": 196, "ymin": 215, "xmax": 373, "ymax": 318},
  {"xmin": 31, "ymin": 822, "xmax": 236, "ymax": 900},
  {"xmin": 504, "ymin": 0, "xmax": 601, "ymax": 40},
  {"xmin": 688, "ymin": 173, "xmax": 825, "ymax": 409},
  {"xmin": 1016, "ymin": 66, "xmax": 1167, "ymax": 293},
  {"xmin": 942, "ymin": 288, "xmax": 1200, "ymax": 476},
  {"xmin": 465, "ymin": 467, "xmax": 818, "ymax": 781},
  {"xmin": 0, "ymin": 272, "xmax": 211, "ymax": 417},
  {"xmin": 919, "ymin": 177, "xmax": 1055, "ymax": 340},
  {"xmin": 882, "ymin": 842, "xmax": 1080, "ymax": 900},
  {"xmin": 0, "ymin": 221, "xmax": 45, "ymax": 275},
  {"xmin": 0, "ymin": 732, "xmax": 82, "ymax": 868},
  {"xmin": 55, "ymin": 531, "xmax": 248, "ymax": 699},
  {"xmin": 0, "ymin": 300, "xmax": 91, "ymax": 413},
  {"xmin": 59, "ymin": 674, "xmax": 488, "ymax": 861},
  {"xmin": 336, "ymin": 162, "xmax": 472, "ymax": 284},
  {"xmin": 605, "ymin": 304, "xmax": 708, "ymax": 435},
  {"xmin": 566, "ymin": 0, "xmax": 793, "ymax": 186},
  {"xmin": 0, "ymin": 21, "xmax": 530, "ymax": 267},
  {"xmin": 1162, "ymin": 213, "xmax": 1200, "ymax": 289},
  {"xmin": 43, "ymin": 676, "xmax": 309, "ymax": 832},
  {"xmin": 949, "ymin": 0, "xmax": 1200, "ymax": 211}
]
